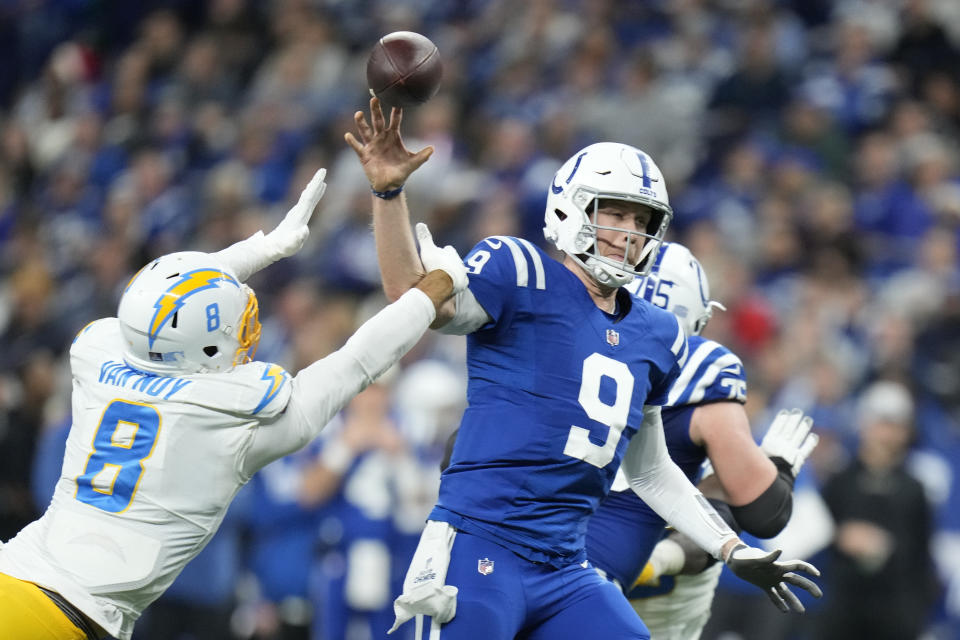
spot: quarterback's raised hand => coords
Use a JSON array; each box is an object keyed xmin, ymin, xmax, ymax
[
  {"xmin": 415, "ymin": 223, "xmax": 468, "ymax": 294},
  {"xmin": 263, "ymin": 167, "xmax": 327, "ymax": 259},
  {"xmin": 725, "ymin": 543, "xmax": 822, "ymax": 613},
  {"xmin": 761, "ymin": 409, "xmax": 819, "ymax": 477},
  {"xmin": 345, "ymin": 97, "xmax": 433, "ymax": 192}
]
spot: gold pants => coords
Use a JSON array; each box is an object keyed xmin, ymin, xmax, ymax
[{"xmin": 0, "ymin": 572, "xmax": 88, "ymax": 640}]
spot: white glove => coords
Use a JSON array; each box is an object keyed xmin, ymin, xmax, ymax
[
  {"xmin": 263, "ymin": 167, "xmax": 327, "ymax": 259},
  {"xmin": 760, "ymin": 409, "xmax": 819, "ymax": 477},
  {"xmin": 389, "ymin": 520, "xmax": 458, "ymax": 634},
  {"xmin": 415, "ymin": 222, "xmax": 469, "ymax": 294},
  {"xmin": 725, "ymin": 543, "xmax": 822, "ymax": 613},
  {"xmin": 213, "ymin": 168, "xmax": 327, "ymax": 282}
]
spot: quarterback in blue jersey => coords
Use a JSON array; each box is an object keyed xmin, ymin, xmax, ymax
[
  {"xmin": 585, "ymin": 242, "xmax": 820, "ymax": 639},
  {"xmin": 346, "ymin": 98, "xmax": 821, "ymax": 640}
]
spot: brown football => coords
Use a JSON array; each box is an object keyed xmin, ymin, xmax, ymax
[{"xmin": 366, "ymin": 31, "xmax": 442, "ymax": 108}]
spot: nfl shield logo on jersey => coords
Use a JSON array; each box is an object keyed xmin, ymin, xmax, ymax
[
  {"xmin": 478, "ymin": 558, "xmax": 494, "ymax": 576},
  {"xmin": 606, "ymin": 329, "xmax": 620, "ymax": 346}
]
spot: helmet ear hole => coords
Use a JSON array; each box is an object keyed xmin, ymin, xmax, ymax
[{"xmin": 203, "ymin": 346, "xmax": 219, "ymax": 357}]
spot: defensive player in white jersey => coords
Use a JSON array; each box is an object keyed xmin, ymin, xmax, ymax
[
  {"xmin": 586, "ymin": 242, "xmax": 820, "ymax": 639},
  {"xmin": 346, "ymin": 98, "xmax": 821, "ymax": 640},
  {"xmin": 0, "ymin": 168, "xmax": 471, "ymax": 640}
]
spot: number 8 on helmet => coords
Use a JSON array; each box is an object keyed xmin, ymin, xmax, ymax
[{"xmin": 117, "ymin": 251, "xmax": 262, "ymax": 374}]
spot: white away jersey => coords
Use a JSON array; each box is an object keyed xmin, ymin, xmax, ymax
[
  {"xmin": 0, "ymin": 285, "xmax": 439, "ymax": 639},
  {"xmin": 0, "ymin": 318, "xmax": 294, "ymax": 639}
]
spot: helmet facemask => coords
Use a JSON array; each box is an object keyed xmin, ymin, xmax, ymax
[
  {"xmin": 232, "ymin": 288, "xmax": 261, "ymax": 366},
  {"xmin": 544, "ymin": 143, "xmax": 673, "ymax": 288},
  {"xmin": 568, "ymin": 196, "xmax": 671, "ymax": 288}
]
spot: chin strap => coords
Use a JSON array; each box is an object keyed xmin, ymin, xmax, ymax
[{"xmin": 582, "ymin": 254, "xmax": 635, "ymax": 288}]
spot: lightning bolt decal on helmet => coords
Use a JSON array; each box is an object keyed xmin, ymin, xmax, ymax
[
  {"xmin": 118, "ymin": 252, "xmax": 261, "ymax": 374},
  {"xmin": 148, "ymin": 269, "xmax": 241, "ymax": 349}
]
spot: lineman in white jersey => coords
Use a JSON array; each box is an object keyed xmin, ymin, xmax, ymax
[
  {"xmin": 614, "ymin": 243, "xmax": 819, "ymax": 639},
  {"xmin": 0, "ymin": 168, "xmax": 471, "ymax": 640}
]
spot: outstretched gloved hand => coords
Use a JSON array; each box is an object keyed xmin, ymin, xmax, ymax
[
  {"xmin": 415, "ymin": 222, "xmax": 469, "ymax": 294},
  {"xmin": 212, "ymin": 167, "xmax": 327, "ymax": 282},
  {"xmin": 725, "ymin": 542, "xmax": 823, "ymax": 613},
  {"xmin": 761, "ymin": 409, "xmax": 819, "ymax": 477},
  {"xmin": 263, "ymin": 167, "xmax": 327, "ymax": 259}
]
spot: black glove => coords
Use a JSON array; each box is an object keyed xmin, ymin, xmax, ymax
[{"xmin": 724, "ymin": 543, "xmax": 823, "ymax": 613}]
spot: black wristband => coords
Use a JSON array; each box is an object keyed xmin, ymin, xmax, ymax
[
  {"xmin": 768, "ymin": 456, "xmax": 797, "ymax": 487},
  {"xmin": 372, "ymin": 185, "xmax": 404, "ymax": 200}
]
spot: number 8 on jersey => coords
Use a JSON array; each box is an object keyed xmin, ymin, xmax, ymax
[{"xmin": 76, "ymin": 399, "xmax": 161, "ymax": 513}]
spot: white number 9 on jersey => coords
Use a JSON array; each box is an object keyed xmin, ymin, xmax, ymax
[
  {"xmin": 563, "ymin": 353, "xmax": 635, "ymax": 468},
  {"xmin": 466, "ymin": 250, "xmax": 490, "ymax": 274}
]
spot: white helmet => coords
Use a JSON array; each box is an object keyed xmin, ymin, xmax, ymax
[
  {"xmin": 117, "ymin": 251, "xmax": 261, "ymax": 374},
  {"xmin": 393, "ymin": 359, "xmax": 466, "ymax": 447},
  {"xmin": 636, "ymin": 242, "xmax": 724, "ymax": 336},
  {"xmin": 544, "ymin": 142, "xmax": 673, "ymax": 287}
]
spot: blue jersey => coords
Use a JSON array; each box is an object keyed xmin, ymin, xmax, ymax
[
  {"xmin": 245, "ymin": 440, "xmax": 326, "ymax": 603},
  {"xmin": 429, "ymin": 237, "xmax": 687, "ymax": 564},
  {"xmin": 586, "ymin": 335, "xmax": 747, "ymax": 588}
]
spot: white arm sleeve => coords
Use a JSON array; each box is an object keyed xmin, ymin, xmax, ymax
[
  {"xmin": 622, "ymin": 405, "xmax": 739, "ymax": 559},
  {"xmin": 242, "ymin": 288, "xmax": 436, "ymax": 473},
  {"xmin": 212, "ymin": 231, "xmax": 274, "ymax": 283},
  {"xmin": 436, "ymin": 288, "xmax": 491, "ymax": 335}
]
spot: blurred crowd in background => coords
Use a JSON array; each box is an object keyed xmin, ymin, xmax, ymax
[{"xmin": 1, "ymin": 0, "xmax": 959, "ymax": 638}]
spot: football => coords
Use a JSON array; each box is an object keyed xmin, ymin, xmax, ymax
[{"xmin": 366, "ymin": 31, "xmax": 442, "ymax": 108}]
